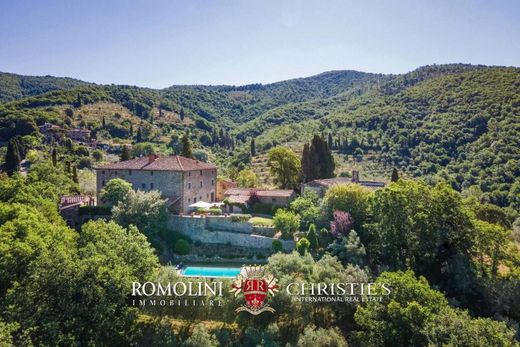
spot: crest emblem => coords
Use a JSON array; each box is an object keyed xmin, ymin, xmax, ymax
[{"xmin": 230, "ymin": 265, "xmax": 279, "ymax": 315}]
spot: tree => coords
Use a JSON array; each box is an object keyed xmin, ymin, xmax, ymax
[
  {"xmin": 267, "ymin": 147, "xmax": 301, "ymax": 189},
  {"xmin": 0, "ymin": 204, "xmax": 158, "ymax": 345},
  {"xmin": 102, "ymin": 115, "xmax": 106, "ymax": 128},
  {"xmin": 92, "ymin": 149, "xmax": 103, "ymax": 162},
  {"xmin": 174, "ymin": 239, "xmax": 191, "ymax": 255},
  {"xmin": 423, "ymin": 306, "xmax": 518, "ymax": 347},
  {"xmin": 328, "ymin": 230, "xmax": 366, "ymax": 266},
  {"xmin": 182, "ymin": 324, "xmax": 218, "ymax": 347},
  {"xmin": 297, "ymin": 325, "xmax": 348, "ymax": 347},
  {"xmin": 306, "ymin": 224, "xmax": 319, "ymax": 250},
  {"xmin": 272, "ymin": 239, "xmax": 283, "ymax": 253},
  {"xmin": 72, "ymin": 166, "xmax": 78, "ymax": 183},
  {"xmin": 180, "ymin": 108, "xmax": 185, "ymax": 121},
  {"xmin": 301, "ymin": 135, "xmax": 335, "ymax": 182},
  {"xmin": 3, "ymin": 138, "xmax": 21, "ymax": 176},
  {"xmin": 236, "ymin": 169, "xmax": 258, "ymax": 188},
  {"xmin": 290, "ymin": 190, "xmax": 321, "ymax": 230},
  {"xmin": 51, "ymin": 147, "xmax": 57, "ymax": 167},
  {"xmin": 391, "ymin": 168, "xmax": 399, "ymax": 182},
  {"xmin": 273, "ymin": 209, "xmax": 300, "ymax": 240},
  {"xmin": 322, "ymin": 183, "xmax": 371, "ymax": 231},
  {"xmin": 100, "ymin": 178, "xmax": 133, "ymax": 206},
  {"xmin": 250, "ymin": 138, "xmax": 256, "ymax": 156},
  {"xmin": 120, "ymin": 145, "xmax": 131, "ymax": 161},
  {"xmin": 473, "ymin": 220, "xmax": 509, "ymax": 278},
  {"xmin": 112, "ymin": 189, "xmax": 168, "ymax": 237},
  {"xmin": 327, "ymin": 133, "xmax": 334, "ymax": 149},
  {"xmin": 181, "ymin": 134, "xmax": 193, "ymax": 159},
  {"xmin": 301, "ymin": 143, "xmax": 311, "ymax": 182},
  {"xmin": 297, "ymin": 237, "xmax": 310, "ymax": 256},
  {"xmin": 354, "ymin": 271, "xmax": 448, "ymax": 347},
  {"xmin": 136, "ymin": 126, "xmax": 143, "ymax": 142},
  {"xmin": 367, "ymin": 181, "xmax": 475, "ymax": 290},
  {"xmin": 354, "ymin": 271, "xmax": 518, "ymax": 347},
  {"xmin": 330, "ymin": 210, "xmax": 353, "ymax": 237}
]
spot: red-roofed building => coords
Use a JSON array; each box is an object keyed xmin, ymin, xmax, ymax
[
  {"xmin": 95, "ymin": 154, "xmax": 217, "ymax": 214},
  {"xmin": 223, "ymin": 188, "xmax": 296, "ymax": 207}
]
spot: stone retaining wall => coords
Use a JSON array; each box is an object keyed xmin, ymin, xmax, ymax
[
  {"xmin": 206, "ymin": 216, "xmax": 252, "ymax": 233},
  {"xmin": 252, "ymin": 226, "xmax": 276, "ymax": 237},
  {"xmin": 168, "ymin": 215, "xmax": 294, "ymax": 251}
]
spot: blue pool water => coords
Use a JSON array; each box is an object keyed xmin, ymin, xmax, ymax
[{"xmin": 182, "ymin": 266, "xmax": 241, "ymax": 278}]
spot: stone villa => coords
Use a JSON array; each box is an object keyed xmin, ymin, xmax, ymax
[
  {"xmin": 302, "ymin": 170, "xmax": 386, "ymax": 198},
  {"xmin": 95, "ymin": 154, "xmax": 217, "ymax": 214}
]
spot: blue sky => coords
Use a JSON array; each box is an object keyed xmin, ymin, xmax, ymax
[{"xmin": 0, "ymin": 0, "xmax": 518, "ymax": 88}]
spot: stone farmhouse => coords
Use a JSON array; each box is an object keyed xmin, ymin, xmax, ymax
[
  {"xmin": 223, "ymin": 188, "xmax": 296, "ymax": 212},
  {"xmin": 302, "ymin": 170, "xmax": 386, "ymax": 198},
  {"xmin": 95, "ymin": 154, "xmax": 217, "ymax": 214}
]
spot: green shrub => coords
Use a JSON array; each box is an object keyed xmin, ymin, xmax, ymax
[
  {"xmin": 272, "ymin": 240, "xmax": 283, "ymax": 253},
  {"xmin": 173, "ymin": 239, "xmax": 190, "ymax": 255},
  {"xmin": 230, "ymin": 214, "xmax": 252, "ymax": 222},
  {"xmin": 159, "ymin": 229, "xmax": 192, "ymax": 246},
  {"xmin": 252, "ymin": 203, "xmax": 281, "ymax": 215},
  {"xmin": 208, "ymin": 208, "xmax": 222, "ymax": 215},
  {"xmin": 78, "ymin": 205, "xmax": 112, "ymax": 216}
]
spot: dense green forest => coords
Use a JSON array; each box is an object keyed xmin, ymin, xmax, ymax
[{"xmin": 1, "ymin": 64, "xmax": 518, "ymax": 209}]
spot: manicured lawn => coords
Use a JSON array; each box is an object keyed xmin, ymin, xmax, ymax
[{"xmin": 249, "ymin": 217, "xmax": 274, "ymax": 227}]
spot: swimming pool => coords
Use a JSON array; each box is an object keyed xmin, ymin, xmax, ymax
[{"xmin": 181, "ymin": 266, "xmax": 241, "ymax": 278}]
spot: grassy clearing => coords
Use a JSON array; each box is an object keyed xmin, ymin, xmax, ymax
[{"xmin": 249, "ymin": 217, "xmax": 274, "ymax": 227}]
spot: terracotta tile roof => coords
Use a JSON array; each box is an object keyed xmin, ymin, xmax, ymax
[
  {"xmin": 228, "ymin": 195, "xmax": 250, "ymax": 204},
  {"xmin": 95, "ymin": 155, "xmax": 217, "ymax": 172},
  {"xmin": 256, "ymin": 190, "xmax": 295, "ymax": 198},
  {"xmin": 224, "ymin": 188, "xmax": 295, "ymax": 198},
  {"xmin": 224, "ymin": 188, "xmax": 253, "ymax": 196}
]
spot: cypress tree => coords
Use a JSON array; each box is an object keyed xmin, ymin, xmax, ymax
[
  {"xmin": 306, "ymin": 135, "xmax": 335, "ymax": 181},
  {"xmin": 72, "ymin": 166, "xmax": 79, "ymax": 183},
  {"xmin": 250, "ymin": 138, "xmax": 256, "ymax": 157},
  {"xmin": 66, "ymin": 161, "xmax": 71, "ymax": 175},
  {"xmin": 102, "ymin": 116, "xmax": 106, "ymax": 128},
  {"xmin": 129, "ymin": 123, "xmax": 134, "ymax": 137},
  {"xmin": 4, "ymin": 138, "xmax": 21, "ymax": 176},
  {"xmin": 328, "ymin": 133, "xmax": 333, "ymax": 149},
  {"xmin": 307, "ymin": 224, "xmax": 319, "ymax": 250},
  {"xmin": 180, "ymin": 108, "xmax": 185, "ymax": 121},
  {"xmin": 301, "ymin": 143, "xmax": 311, "ymax": 183},
  {"xmin": 181, "ymin": 134, "xmax": 193, "ymax": 158},
  {"xmin": 136, "ymin": 127, "xmax": 143, "ymax": 142},
  {"xmin": 120, "ymin": 145, "xmax": 131, "ymax": 161},
  {"xmin": 391, "ymin": 168, "xmax": 399, "ymax": 182},
  {"xmin": 51, "ymin": 147, "xmax": 57, "ymax": 167}
]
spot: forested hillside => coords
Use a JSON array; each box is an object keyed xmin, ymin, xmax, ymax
[
  {"xmin": 0, "ymin": 72, "xmax": 91, "ymax": 103},
  {"xmin": 0, "ymin": 64, "xmax": 518, "ymax": 209}
]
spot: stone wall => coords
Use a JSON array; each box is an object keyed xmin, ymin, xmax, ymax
[
  {"xmin": 97, "ymin": 168, "xmax": 183, "ymax": 201},
  {"xmin": 252, "ymin": 226, "xmax": 276, "ymax": 237},
  {"xmin": 180, "ymin": 169, "xmax": 218, "ymax": 212},
  {"xmin": 206, "ymin": 216, "xmax": 252, "ymax": 233},
  {"xmin": 168, "ymin": 215, "xmax": 294, "ymax": 251}
]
